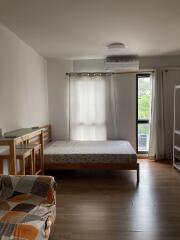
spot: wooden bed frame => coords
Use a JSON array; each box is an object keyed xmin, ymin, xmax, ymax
[{"xmin": 42, "ymin": 125, "xmax": 140, "ymax": 183}]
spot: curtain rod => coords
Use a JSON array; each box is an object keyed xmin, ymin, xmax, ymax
[
  {"xmin": 66, "ymin": 67, "xmax": 180, "ymax": 76},
  {"xmin": 66, "ymin": 70, "xmax": 154, "ymax": 76}
]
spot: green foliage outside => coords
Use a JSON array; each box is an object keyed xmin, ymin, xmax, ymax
[{"xmin": 138, "ymin": 78, "xmax": 151, "ymax": 134}]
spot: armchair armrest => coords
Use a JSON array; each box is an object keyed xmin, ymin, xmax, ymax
[{"xmin": 0, "ymin": 175, "xmax": 56, "ymax": 204}]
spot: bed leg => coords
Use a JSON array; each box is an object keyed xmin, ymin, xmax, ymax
[{"xmin": 137, "ymin": 163, "xmax": 140, "ymax": 184}]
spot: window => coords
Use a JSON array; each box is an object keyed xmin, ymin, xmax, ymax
[
  {"xmin": 136, "ymin": 74, "xmax": 151, "ymax": 153},
  {"xmin": 70, "ymin": 75, "xmax": 107, "ymax": 140}
]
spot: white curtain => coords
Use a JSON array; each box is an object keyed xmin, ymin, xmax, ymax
[
  {"xmin": 106, "ymin": 73, "xmax": 136, "ymax": 147},
  {"xmin": 149, "ymin": 70, "xmax": 165, "ymax": 159},
  {"xmin": 70, "ymin": 75, "xmax": 106, "ymax": 140},
  {"xmin": 69, "ymin": 73, "xmax": 136, "ymax": 146},
  {"xmin": 149, "ymin": 69, "xmax": 180, "ymax": 160}
]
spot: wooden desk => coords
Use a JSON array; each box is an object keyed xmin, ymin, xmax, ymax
[{"xmin": 0, "ymin": 128, "xmax": 44, "ymax": 175}]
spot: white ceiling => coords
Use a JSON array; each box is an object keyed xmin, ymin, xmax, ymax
[{"xmin": 0, "ymin": 0, "xmax": 180, "ymax": 59}]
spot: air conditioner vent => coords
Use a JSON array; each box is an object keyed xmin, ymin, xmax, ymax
[{"xmin": 105, "ymin": 55, "xmax": 139, "ymax": 72}]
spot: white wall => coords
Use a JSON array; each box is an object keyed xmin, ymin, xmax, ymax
[
  {"xmin": 73, "ymin": 59, "xmax": 105, "ymax": 72},
  {"xmin": 0, "ymin": 24, "xmax": 49, "ymax": 133},
  {"xmin": 140, "ymin": 56, "xmax": 180, "ymax": 69},
  {"xmin": 47, "ymin": 56, "xmax": 180, "ymax": 144},
  {"xmin": 47, "ymin": 59, "xmax": 73, "ymax": 140},
  {"xmin": 74, "ymin": 56, "xmax": 180, "ymax": 72}
]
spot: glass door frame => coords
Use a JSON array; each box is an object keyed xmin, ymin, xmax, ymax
[{"xmin": 136, "ymin": 73, "xmax": 151, "ymax": 154}]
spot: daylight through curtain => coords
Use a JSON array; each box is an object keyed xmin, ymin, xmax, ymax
[
  {"xmin": 69, "ymin": 75, "xmax": 107, "ymax": 140},
  {"xmin": 69, "ymin": 73, "xmax": 136, "ymax": 146}
]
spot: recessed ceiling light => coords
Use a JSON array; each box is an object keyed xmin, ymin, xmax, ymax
[{"xmin": 107, "ymin": 42, "xmax": 125, "ymax": 50}]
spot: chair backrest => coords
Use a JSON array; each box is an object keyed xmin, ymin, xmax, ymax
[{"xmin": 28, "ymin": 124, "xmax": 52, "ymax": 145}]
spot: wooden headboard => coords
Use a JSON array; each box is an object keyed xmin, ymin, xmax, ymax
[
  {"xmin": 27, "ymin": 124, "xmax": 52, "ymax": 145},
  {"xmin": 41, "ymin": 124, "xmax": 52, "ymax": 145}
]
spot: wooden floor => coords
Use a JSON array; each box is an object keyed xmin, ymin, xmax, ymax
[{"xmin": 48, "ymin": 159, "xmax": 180, "ymax": 240}]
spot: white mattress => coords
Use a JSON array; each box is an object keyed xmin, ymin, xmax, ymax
[{"xmin": 44, "ymin": 140, "xmax": 137, "ymax": 165}]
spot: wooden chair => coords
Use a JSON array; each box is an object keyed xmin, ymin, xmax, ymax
[
  {"xmin": 16, "ymin": 143, "xmax": 43, "ymax": 175},
  {"xmin": 16, "ymin": 126, "xmax": 52, "ymax": 175},
  {"xmin": 16, "ymin": 127, "xmax": 47, "ymax": 175},
  {"xmin": 0, "ymin": 148, "xmax": 33, "ymax": 175}
]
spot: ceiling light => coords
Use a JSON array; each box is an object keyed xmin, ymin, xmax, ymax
[{"xmin": 107, "ymin": 42, "xmax": 125, "ymax": 50}]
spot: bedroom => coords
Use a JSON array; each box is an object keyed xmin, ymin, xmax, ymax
[{"xmin": 0, "ymin": 0, "xmax": 180, "ymax": 239}]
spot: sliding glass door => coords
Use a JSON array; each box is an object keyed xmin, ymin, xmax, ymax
[{"xmin": 136, "ymin": 74, "xmax": 151, "ymax": 153}]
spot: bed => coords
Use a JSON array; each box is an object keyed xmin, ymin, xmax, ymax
[{"xmin": 44, "ymin": 139, "xmax": 139, "ymax": 183}]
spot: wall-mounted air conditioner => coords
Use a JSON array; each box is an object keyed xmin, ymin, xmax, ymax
[{"xmin": 105, "ymin": 55, "xmax": 139, "ymax": 72}]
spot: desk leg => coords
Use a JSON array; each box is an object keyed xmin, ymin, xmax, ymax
[
  {"xmin": 40, "ymin": 131, "xmax": 44, "ymax": 175},
  {"xmin": 9, "ymin": 141, "xmax": 16, "ymax": 175}
]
